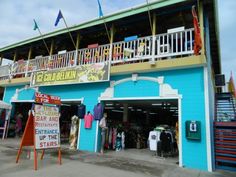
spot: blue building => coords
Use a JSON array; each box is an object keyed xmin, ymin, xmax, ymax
[{"xmin": 0, "ymin": 0, "xmax": 220, "ymax": 172}]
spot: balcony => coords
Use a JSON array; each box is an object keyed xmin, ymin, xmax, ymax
[{"xmin": 0, "ymin": 28, "xmax": 195, "ymax": 81}]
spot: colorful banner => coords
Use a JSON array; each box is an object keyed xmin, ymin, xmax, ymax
[
  {"xmin": 35, "ymin": 92, "xmax": 61, "ymax": 105},
  {"xmin": 31, "ymin": 63, "xmax": 109, "ymax": 87},
  {"xmin": 34, "ymin": 105, "xmax": 60, "ymax": 149}
]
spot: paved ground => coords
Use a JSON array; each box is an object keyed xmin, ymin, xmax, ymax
[{"xmin": 0, "ymin": 138, "xmax": 235, "ymax": 177}]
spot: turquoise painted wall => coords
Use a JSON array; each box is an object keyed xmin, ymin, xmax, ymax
[
  {"xmin": 3, "ymin": 67, "xmax": 208, "ymax": 170},
  {"xmin": 39, "ymin": 82, "xmax": 109, "ymax": 152},
  {"xmin": 110, "ymin": 67, "xmax": 207, "ymax": 170}
]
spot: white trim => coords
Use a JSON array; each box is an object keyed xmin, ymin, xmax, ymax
[
  {"xmin": 11, "ymin": 99, "xmax": 34, "ymax": 103},
  {"xmin": 95, "ymin": 121, "xmax": 99, "ymax": 152},
  {"xmin": 61, "ymin": 98, "xmax": 84, "ymax": 103},
  {"xmin": 77, "ymin": 119, "xmax": 81, "ymax": 150},
  {"xmin": 178, "ymin": 97, "xmax": 183, "ymax": 167},
  {"xmin": 100, "ymin": 96, "xmax": 182, "ymax": 165},
  {"xmin": 204, "ymin": 67, "xmax": 213, "ymax": 172},
  {"xmin": 99, "ymin": 96, "xmax": 181, "ymax": 101}
]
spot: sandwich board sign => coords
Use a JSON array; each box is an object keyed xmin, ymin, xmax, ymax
[{"xmin": 16, "ymin": 92, "xmax": 62, "ymax": 170}]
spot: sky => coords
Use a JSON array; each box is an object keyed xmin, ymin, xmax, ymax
[{"xmin": 0, "ymin": 0, "xmax": 235, "ymax": 80}]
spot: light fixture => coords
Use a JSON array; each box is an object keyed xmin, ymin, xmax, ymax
[
  {"xmin": 137, "ymin": 109, "xmax": 142, "ymax": 111},
  {"xmin": 149, "ymin": 112, "xmax": 157, "ymax": 115},
  {"xmin": 105, "ymin": 107, "xmax": 114, "ymax": 109},
  {"xmin": 112, "ymin": 110, "xmax": 123, "ymax": 113},
  {"xmin": 152, "ymin": 103, "xmax": 162, "ymax": 106},
  {"xmin": 106, "ymin": 103, "xmax": 113, "ymax": 106}
]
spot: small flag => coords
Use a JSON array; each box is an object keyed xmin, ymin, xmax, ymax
[
  {"xmin": 55, "ymin": 10, "xmax": 63, "ymax": 26},
  {"xmin": 228, "ymin": 71, "xmax": 236, "ymax": 97},
  {"xmin": 33, "ymin": 19, "xmax": 39, "ymax": 31},
  {"xmin": 192, "ymin": 6, "xmax": 202, "ymax": 55},
  {"xmin": 97, "ymin": 0, "xmax": 104, "ymax": 17}
]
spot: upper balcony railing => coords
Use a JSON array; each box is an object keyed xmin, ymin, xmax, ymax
[{"xmin": 0, "ymin": 28, "xmax": 195, "ymax": 81}]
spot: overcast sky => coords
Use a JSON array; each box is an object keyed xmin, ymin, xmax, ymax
[{"xmin": 0, "ymin": 0, "xmax": 235, "ymax": 80}]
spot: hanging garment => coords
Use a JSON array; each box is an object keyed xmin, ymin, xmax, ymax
[
  {"xmin": 84, "ymin": 113, "xmax": 93, "ymax": 128},
  {"xmin": 148, "ymin": 131, "xmax": 159, "ymax": 151},
  {"xmin": 69, "ymin": 115, "xmax": 79, "ymax": 149},
  {"xmin": 121, "ymin": 132, "xmax": 125, "ymax": 149},
  {"xmin": 116, "ymin": 133, "xmax": 122, "ymax": 151},
  {"xmin": 108, "ymin": 128, "xmax": 112, "ymax": 148},
  {"xmin": 78, "ymin": 104, "xmax": 86, "ymax": 119},
  {"xmin": 160, "ymin": 131, "xmax": 169, "ymax": 153},
  {"xmin": 113, "ymin": 128, "xmax": 117, "ymax": 150},
  {"xmin": 93, "ymin": 103, "xmax": 103, "ymax": 120}
]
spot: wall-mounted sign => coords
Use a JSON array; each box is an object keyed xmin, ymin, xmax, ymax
[
  {"xmin": 35, "ymin": 92, "xmax": 61, "ymax": 105},
  {"xmin": 34, "ymin": 105, "xmax": 60, "ymax": 149},
  {"xmin": 185, "ymin": 120, "xmax": 201, "ymax": 140},
  {"xmin": 31, "ymin": 63, "xmax": 110, "ymax": 87}
]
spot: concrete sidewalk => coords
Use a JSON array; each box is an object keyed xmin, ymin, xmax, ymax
[{"xmin": 0, "ymin": 138, "xmax": 235, "ymax": 177}]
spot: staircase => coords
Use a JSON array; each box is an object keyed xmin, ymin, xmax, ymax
[{"xmin": 214, "ymin": 93, "xmax": 236, "ymax": 171}]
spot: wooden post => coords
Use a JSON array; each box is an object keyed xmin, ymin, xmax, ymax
[
  {"xmin": 198, "ymin": 0, "xmax": 205, "ymax": 55},
  {"xmin": 75, "ymin": 33, "xmax": 80, "ymax": 50},
  {"xmin": 109, "ymin": 24, "xmax": 114, "ymax": 64},
  {"xmin": 151, "ymin": 13, "xmax": 156, "ymax": 64},
  {"xmin": 49, "ymin": 39, "xmax": 54, "ymax": 56},
  {"xmin": 58, "ymin": 148, "xmax": 62, "ymax": 165},
  {"xmin": 0, "ymin": 54, "xmax": 3, "ymax": 66},
  {"xmin": 152, "ymin": 13, "xmax": 156, "ymax": 36},
  {"xmin": 13, "ymin": 50, "xmax": 17, "ymax": 62},
  {"xmin": 40, "ymin": 150, "xmax": 45, "ymax": 160},
  {"xmin": 34, "ymin": 147, "xmax": 37, "ymax": 170},
  {"xmin": 28, "ymin": 47, "xmax": 32, "ymax": 60}
]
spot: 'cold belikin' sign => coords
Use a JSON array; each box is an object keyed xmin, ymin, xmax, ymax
[
  {"xmin": 30, "ymin": 63, "xmax": 109, "ymax": 87},
  {"xmin": 34, "ymin": 105, "xmax": 60, "ymax": 149}
]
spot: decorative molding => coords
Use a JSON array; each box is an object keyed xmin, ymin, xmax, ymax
[
  {"xmin": 11, "ymin": 85, "xmax": 38, "ymax": 102},
  {"xmin": 99, "ymin": 74, "xmax": 179, "ymax": 100}
]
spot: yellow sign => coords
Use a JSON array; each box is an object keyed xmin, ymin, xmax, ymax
[{"xmin": 31, "ymin": 63, "xmax": 109, "ymax": 87}]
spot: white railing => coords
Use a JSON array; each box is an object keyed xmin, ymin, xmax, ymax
[
  {"xmin": 49, "ymin": 51, "xmax": 76, "ymax": 69},
  {"xmin": 155, "ymin": 28, "xmax": 194, "ymax": 58},
  {"xmin": 111, "ymin": 35, "xmax": 153, "ymax": 64},
  {"xmin": 28, "ymin": 56, "xmax": 50, "ymax": 73},
  {"xmin": 0, "ymin": 28, "xmax": 195, "ymax": 81},
  {"xmin": 0, "ymin": 65, "xmax": 10, "ymax": 80},
  {"xmin": 11, "ymin": 60, "xmax": 28, "ymax": 77},
  {"xmin": 77, "ymin": 44, "xmax": 110, "ymax": 65}
]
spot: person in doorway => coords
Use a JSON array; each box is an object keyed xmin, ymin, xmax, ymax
[
  {"xmin": 99, "ymin": 113, "xmax": 108, "ymax": 154},
  {"xmin": 15, "ymin": 112, "xmax": 23, "ymax": 137}
]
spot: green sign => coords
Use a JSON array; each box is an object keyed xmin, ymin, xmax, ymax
[
  {"xmin": 31, "ymin": 63, "xmax": 110, "ymax": 87},
  {"xmin": 185, "ymin": 120, "xmax": 201, "ymax": 140}
]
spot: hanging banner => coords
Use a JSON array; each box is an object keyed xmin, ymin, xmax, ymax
[
  {"xmin": 34, "ymin": 105, "xmax": 60, "ymax": 149},
  {"xmin": 35, "ymin": 92, "xmax": 61, "ymax": 105},
  {"xmin": 31, "ymin": 63, "xmax": 110, "ymax": 87}
]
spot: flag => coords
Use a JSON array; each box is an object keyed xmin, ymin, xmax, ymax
[
  {"xmin": 54, "ymin": 10, "xmax": 63, "ymax": 26},
  {"xmin": 228, "ymin": 71, "xmax": 236, "ymax": 97},
  {"xmin": 97, "ymin": 0, "xmax": 104, "ymax": 17},
  {"xmin": 33, "ymin": 19, "xmax": 39, "ymax": 31},
  {"xmin": 192, "ymin": 6, "xmax": 202, "ymax": 55}
]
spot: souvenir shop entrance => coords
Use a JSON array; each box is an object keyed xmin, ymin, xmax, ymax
[
  {"xmin": 102, "ymin": 98, "xmax": 179, "ymax": 161},
  {"xmin": 60, "ymin": 100, "xmax": 82, "ymax": 143}
]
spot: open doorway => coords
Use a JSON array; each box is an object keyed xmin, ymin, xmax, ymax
[
  {"xmin": 101, "ymin": 99, "xmax": 179, "ymax": 162},
  {"xmin": 60, "ymin": 100, "xmax": 81, "ymax": 143}
]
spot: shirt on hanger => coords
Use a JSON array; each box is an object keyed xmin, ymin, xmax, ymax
[
  {"xmin": 84, "ymin": 113, "xmax": 93, "ymax": 128},
  {"xmin": 78, "ymin": 104, "xmax": 86, "ymax": 119}
]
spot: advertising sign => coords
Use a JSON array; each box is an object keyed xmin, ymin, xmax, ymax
[
  {"xmin": 34, "ymin": 105, "xmax": 60, "ymax": 149},
  {"xmin": 31, "ymin": 63, "xmax": 109, "ymax": 87},
  {"xmin": 35, "ymin": 92, "xmax": 61, "ymax": 105}
]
